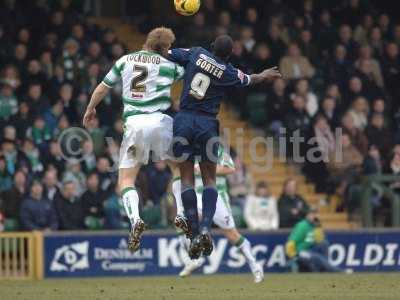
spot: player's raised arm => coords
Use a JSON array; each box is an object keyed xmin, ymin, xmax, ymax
[
  {"xmin": 83, "ymin": 57, "xmax": 125, "ymax": 128},
  {"xmin": 167, "ymin": 48, "xmax": 192, "ymax": 66},
  {"xmin": 82, "ymin": 82, "xmax": 110, "ymax": 128},
  {"xmin": 249, "ymin": 66, "xmax": 282, "ymax": 85}
]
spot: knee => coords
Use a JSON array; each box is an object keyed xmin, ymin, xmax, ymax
[{"xmin": 223, "ymin": 229, "xmax": 241, "ymax": 243}]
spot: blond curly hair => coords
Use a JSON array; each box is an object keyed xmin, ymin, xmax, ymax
[{"xmin": 143, "ymin": 27, "xmax": 175, "ymax": 54}]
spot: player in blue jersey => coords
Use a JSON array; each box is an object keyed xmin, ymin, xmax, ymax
[{"xmin": 168, "ymin": 35, "xmax": 281, "ymax": 259}]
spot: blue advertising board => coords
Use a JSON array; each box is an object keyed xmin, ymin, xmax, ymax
[{"xmin": 43, "ymin": 230, "xmax": 400, "ymax": 278}]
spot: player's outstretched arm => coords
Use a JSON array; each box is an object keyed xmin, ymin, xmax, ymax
[
  {"xmin": 82, "ymin": 83, "xmax": 110, "ymax": 128},
  {"xmin": 249, "ymin": 66, "xmax": 281, "ymax": 85}
]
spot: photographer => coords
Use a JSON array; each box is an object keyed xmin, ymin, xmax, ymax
[{"xmin": 285, "ymin": 207, "xmax": 345, "ymax": 273}]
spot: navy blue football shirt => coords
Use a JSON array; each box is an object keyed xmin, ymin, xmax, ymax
[{"xmin": 168, "ymin": 47, "xmax": 251, "ymax": 116}]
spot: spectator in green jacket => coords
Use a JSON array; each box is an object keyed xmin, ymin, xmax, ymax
[
  {"xmin": 0, "ymin": 80, "xmax": 18, "ymax": 122},
  {"xmin": 285, "ymin": 208, "xmax": 344, "ymax": 272}
]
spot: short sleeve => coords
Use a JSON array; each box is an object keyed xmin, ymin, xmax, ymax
[
  {"xmin": 174, "ymin": 64, "xmax": 185, "ymax": 80},
  {"xmin": 168, "ymin": 48, "xmax": 191, "ymax": 66},
  {"xmin": 224, "ymin": 66, "xmax": 251, "ymax": 88},
  {"xmin": 102, "ymin": 56, "xmax": 125, "ymax": 88}
]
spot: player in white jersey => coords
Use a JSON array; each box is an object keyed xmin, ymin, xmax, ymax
[
  {"xmin": 172, "ymin": 146, "xmax": 264, "ymax": 283},
  {"xmin": 83, "ymin": 27, "xmax": 184, "ymax": 252}
]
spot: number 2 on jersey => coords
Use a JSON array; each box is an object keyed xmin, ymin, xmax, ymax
[
  {"xmin": 190, "ymin": 73, "xmax": 210, "ymax": 100},
  {"xmin": 131, "ymin": 65, "xmax": 148, "ymax": 93}
]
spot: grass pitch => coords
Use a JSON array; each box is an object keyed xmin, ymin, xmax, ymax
[{"xmin": 1, "ymin": 273, "xmax": 399, "ymax": 300}]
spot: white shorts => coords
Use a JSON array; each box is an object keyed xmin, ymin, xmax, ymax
[
  {"xmin": 197, "ymin": 192, "xmax": 236, "ymax": 230},
  {"xmin": 119, "ymin": 112, "xmax": 173, "ymax": 169}
]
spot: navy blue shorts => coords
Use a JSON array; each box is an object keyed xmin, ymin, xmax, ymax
[{"xmin": 173, "ymin": 110, "xmax": 219, "ymax": 163}]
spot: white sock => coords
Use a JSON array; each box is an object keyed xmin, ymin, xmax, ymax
[
  {"xmin": 237, "ymin": 236, "xmax": 257, "ymax": 267},
  {"xmin": 121, "ymin": 187, "xmax": 140, "ymax": 226},
  {"xmin": 172, "ymin": 178, "xmax": 184, "ymax": 216},
  {"xmin": 178, "ymin": 234, "xmax": 192, "ymax": 265}
]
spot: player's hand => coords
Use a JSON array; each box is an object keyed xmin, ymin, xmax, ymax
[
  {"xmin": 261, "ymin": 66, "xmax": 281, "ymax": 81},
  {"xmin": 83, "ymin": 107, "xmax": 96, "ymax": 128}
]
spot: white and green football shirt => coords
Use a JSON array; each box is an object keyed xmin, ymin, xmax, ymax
[{"xmin": 102, "ymin": 50, "xmax": 184, "ymax": 121}]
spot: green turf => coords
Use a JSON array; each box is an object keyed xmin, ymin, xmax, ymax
[{"xmin": 1, "ymin": 273, "xmax": 399, "ymax": 300}]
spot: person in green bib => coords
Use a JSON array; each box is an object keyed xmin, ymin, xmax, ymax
[{"xmin": 285, "ymin": 207, "xmax": 344, "ymax": 272}]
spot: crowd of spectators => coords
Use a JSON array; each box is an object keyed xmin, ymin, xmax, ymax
[
  {"xmin": 145, "ymin": 0, "xmax": 400, "ymax": 224},
  {"xmin": 1, "ymin": 0, "xmax": 400, "ymax": 231}
]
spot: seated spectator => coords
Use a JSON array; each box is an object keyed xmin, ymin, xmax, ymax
[
  {"xmin": 103, "ymin": 185, "xmax": 129, "ymax": 230},
  {"xmin": 43, "ymin": 140, "xmax": 65, "ymax": 175},
  {"xmin": 341, "ymin": 112, "xmax": 368, "ymax": 155},
  {"xmin": 81, "ymin": 140, "xmax": 97, "ymax": 173},
  {"xmin": 298, "ymin": 30, "xmax": 318, "ymax": 65},
  {"xmin": 1, "ymin": 139, "xmax": 31, "ymax": 175},
  {"xmin": 344, "ymin": 76, "xmax": 366, "ymax": 108},
  {"xmin": 348, "ymin": 97, "xmax": 369, "ymax": 130},
  {"xmin": 20, "ymin": 180, "xmax": 58, "ymax": 231},
  {"xmin": 292, "ymin": 79, "xmax": 318, "ymax": 117},
  {"xmin": 354, "ymin": 45, "xmax": 384, "ymax": 88},
  {"xmin": 55, "ymin": 181, "xmax": 84, "ymax": 230},
  {"xmin": 264, "ymin": 23, "xmax": 286, "ymax": 66},
  {"xmin": 355, "ymin": 59, "xmax": 383, "ymax": 100},
  {"xmin": 250, "ymin": 43, "xmax": 273, "ymax": 73},
  {"xmin": 9, "ymin": 102, "xmax": 33, "ymax": 140},
  {"xmin": 26, "ymin": 116, "xmax": 52, "ymax": 153},
  {"xmin": 244, "ymin": 181, "xmax": 278, "ymax": 230},
  {"xmin": 327, "ymin": 133, "xmax": 363, "ymax": 179},
  {"xmin": 0, "ymin": 155, "xmax": 12, "ymax": 192},
  {"xmin": 319, "ymin": 97, "xmax": 340, "ymax": 129},
  {"xmin": 0, "ymin": 170, "xmax": 26, "ymax": 227},
  {"xmin": 353, "ymin": 14, "xmax": 374, "ymax": 45},
  {"xmin": 369, "ymin": 27, "xmax": 384, "ymax": 57},
  {"xmin": 24, "ymin": 83, "xmax": 49, "ymax": 118},
  {"xmin": 144, "ymin": 161, "xmax": 172, "ymax": 205},
  {"xmin": 284, "ymin": 95, "xmax": 311, "ymax": 157},
  {"xmin": 328, "ymin": 44, "xmax": 352, "ymax": 88},
  {"xmin": 0, "ymin": 80, "xmax": 18, "ymax": 124},
  {"xmin": 227, "ymin": 152, "xmax": 251, "ymax": 206},
  {"xmin": 365, "ymin": 113, "xmax": 393, "ymax": 157},
  {"xmin": 267, "ymin": 78, "xmax": 288, "ymax": 135},
  {"xmin": 278, "ymin": 178, "xmax": 309, "ymax": 228},
  {"xmin": 279, "ymin": 43, "xmax": 315, "ymax": 80},
  {"xmin": 62, "ymin": 160, "xmax": 86, "ymax": 196},
  {"xmin": 22, "ymin": 138, "xmax": 44, "ymax": 174},
  {"xmin": 285, "ymin": 208, "xmax": 345, "ymax": 273},
  {"xmin": 43, "ymin": 169, "xmax": 60, "ymax": 202},
  {"xmin": 81, "ymin": 173, "xmax": 105, "ymax": 220},
  {"xmin": 381, "ymin": 43, "xmax": 400, "ymax": 109},
  {"xmin": 362, "ymin": 145, "xmax": 383, "ymax": 175},
  {"xmin": 304, "ymin": 115, "xmax": 335, "ymax": 193},
  {"xmin": 337, "ymin": 24, "xmax": 358, "ymax": 60},
  {"xmin": 95, "ymin": 156, "xmax": 115, "ymax": 195}
]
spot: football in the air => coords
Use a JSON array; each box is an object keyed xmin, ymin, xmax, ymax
[{"xmin": 174, "ymin": 0, "xmax": 201, "ymax": 16}]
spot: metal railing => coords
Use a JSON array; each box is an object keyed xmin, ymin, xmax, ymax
[{"xmin": 361, "ymin": 175, "xmax": 400, "ymax": 227}]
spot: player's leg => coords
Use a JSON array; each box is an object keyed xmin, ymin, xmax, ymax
[
  {"xmin": 118, "ymin": 115, "xmax": 151, "ymax": 252},
  {"xmin": 177, "ymin": 233, "xmax": 204, "ymax": 277},
  {"xmin": 167, "ymin": 160, "xmax": 191, "ymax": 238},
  {"xmin": 221, "ymin": 228, "xmax": 264, "ymax": 283},
  {"xmin": 172, "ymin": 111, "xmax": 199, "ymax": 252},
  {"xmin": 213, "ymin": 195, "xmax": 264, "ymax": 283},
  {"xmin": 179, "ymin": 161, "xmax": 199, "ymax": 235},
  {"xmin": 118, "ymin": 166, "xmax": 146, "ymax": 252},
  {"xmin": 195, "ymin": 160, "xmax": 217, "ymax": 256}
]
